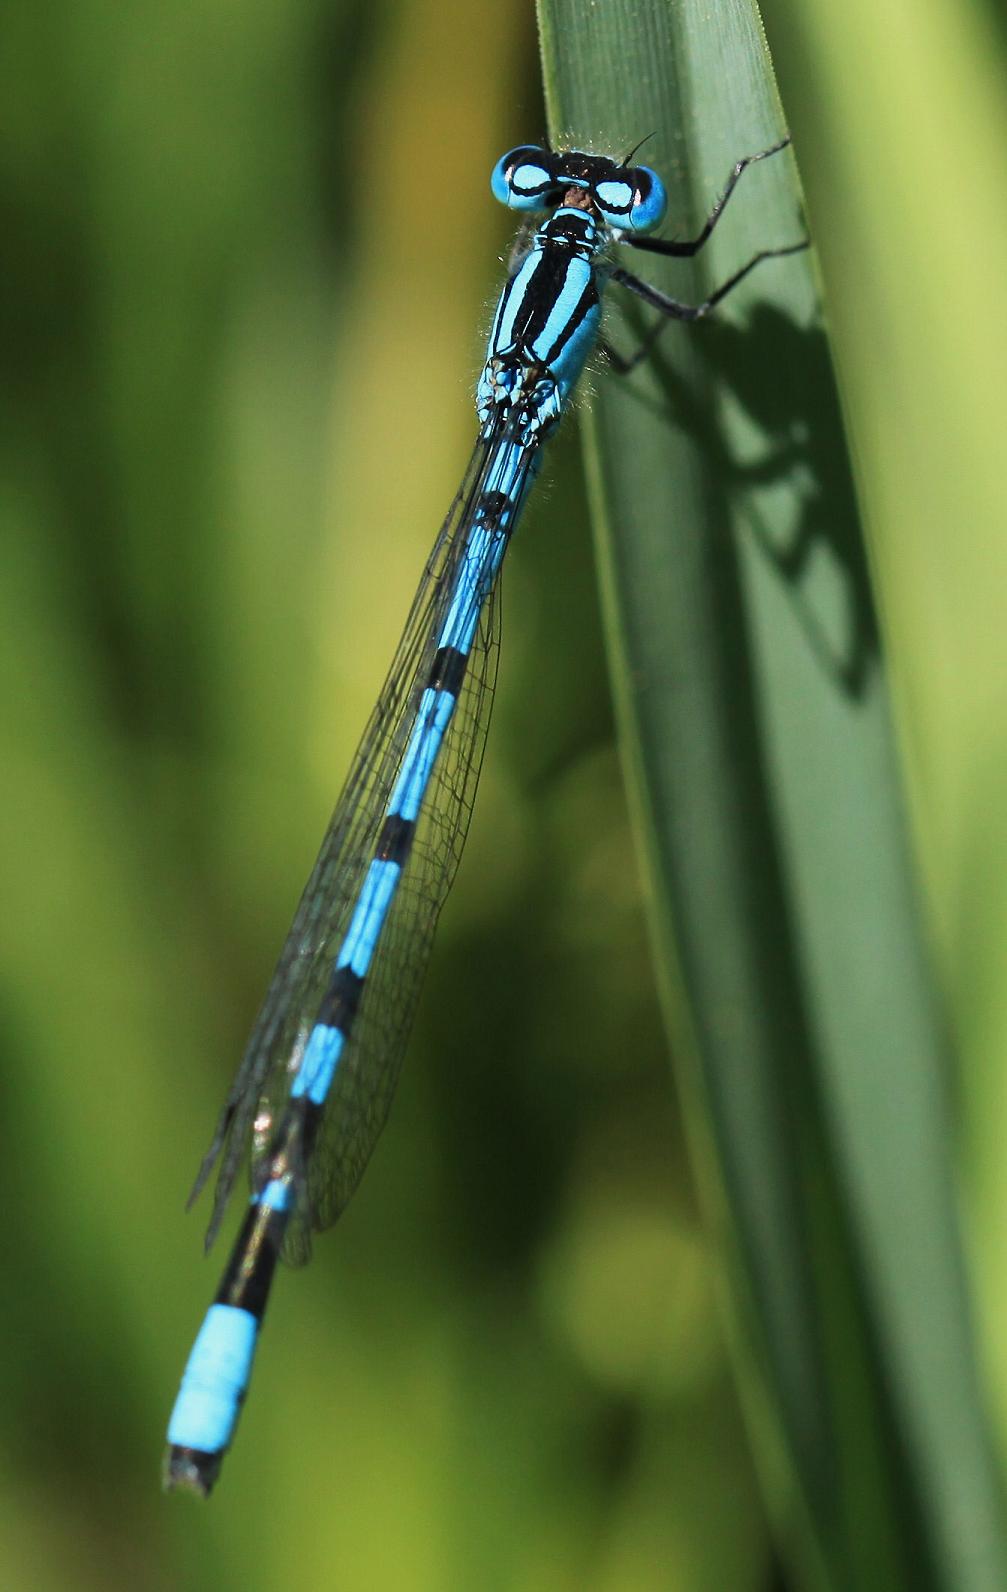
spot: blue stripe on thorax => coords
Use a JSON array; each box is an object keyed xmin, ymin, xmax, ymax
[
  {"xmin": 532, "ymin": 253, "xmax": 592, "ymax": 364},
  {"xmin": 496, "ymin": 250, "xmax": 541, "ymax": 352},
  {"xmin": 552, "ymin": 304, "xmax": 600, "ymax": 404}
]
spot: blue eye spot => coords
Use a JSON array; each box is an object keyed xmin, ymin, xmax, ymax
[
  {"xmin": 514, "ymin": 164, "xmax": 551, "ymax": 195},
  {"xmin": 627, "ymin": 166, "xmax": 668, "ymax": 233},
  {"xmin": 491, "ymin": 146, "xmax": 555, "ymax": 211},
  {"xmin": 595, "ymin": 179, "xmax": 634, "ymax": 217}
]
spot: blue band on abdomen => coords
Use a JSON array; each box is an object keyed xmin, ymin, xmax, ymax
[
  {"xmin": 336, "ymin": 857, "xmax": 401, "ymax": 977},
  {"xmin": 256, "ymin": 1176, "xmax": 294, "ymax": 1211},
  {"xmin": 291, "ymin": 1021, "xmax": 345, "ymax": 1105},
  {"xmin": 387, "ymin": 688, "xmax": 456, "ymax": 822},
  {"xmin": 167, "ymin": 1304, "xmax": 258, "ymax": 1454},
  {"xmin": 438, "ymin": 526, "xmax": 493, "ymax": 655}
]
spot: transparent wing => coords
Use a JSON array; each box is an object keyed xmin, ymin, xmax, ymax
[
  {"xmin": 191, "ymin": 415, "xmax": 532, "ymax": 1260},
  {"xmin": 282, "ymin": 558, "xmax": 503, "ymax": 1260}
]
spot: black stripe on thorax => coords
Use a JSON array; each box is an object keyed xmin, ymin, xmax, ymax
[
  {"xmin": 541, "ymin": 274, "xmax": 597, "ymax": 369},
  {"xmin": 512, "ymin": 247, "xmax": 598, "ymax": 364}
]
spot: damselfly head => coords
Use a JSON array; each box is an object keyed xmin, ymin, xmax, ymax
[{"xmin": 491, "ymin": 145, "xmax": 667, "ymax": 235}]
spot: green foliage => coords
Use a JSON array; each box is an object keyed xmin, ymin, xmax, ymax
[{"xmin": 539, "ymin": 0, "xmax": 1007, "ymax": 1587}]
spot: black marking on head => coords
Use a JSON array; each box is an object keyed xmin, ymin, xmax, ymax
[{"xmin": 544, "ymin": 208, "xmax": 597, "ymax": 249}]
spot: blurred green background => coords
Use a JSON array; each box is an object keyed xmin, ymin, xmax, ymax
[{"xmin": 3, "ymin": 0, "xmax": 1007, "ymax": 1588}]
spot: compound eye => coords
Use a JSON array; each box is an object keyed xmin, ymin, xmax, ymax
[
  {"xmin": 626, "ymin": 165, "xmax": 668, "ymax": 232},
  {"xmin": 491, "ymin": 145, "xmax": 558, "ymax": 211},
  {"xmin": 594, "ymin": 165, "xmax": 668, "ymax": 232}
]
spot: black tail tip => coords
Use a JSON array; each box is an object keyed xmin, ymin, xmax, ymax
[{"xmin": 162, "ymin": 1444, "xmax": 222, "ymax": 1499}]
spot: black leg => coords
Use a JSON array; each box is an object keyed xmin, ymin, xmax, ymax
[
  {"xmin": 623, "ymin": 136, "xmax": 793, "ymax": 260},
  {"xmin": 611, "ymin": 240, "xmax": 808, "ymax": 324}
]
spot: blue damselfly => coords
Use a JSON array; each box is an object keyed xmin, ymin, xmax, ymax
[{"xmin": 165, "ymin": 136, "xmax": 805, "ymax": 1496}]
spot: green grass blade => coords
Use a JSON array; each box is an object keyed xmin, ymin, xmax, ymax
[{"xmin": 537, "ymin": 1, "xmax": 1007, "ymax": 1585}]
